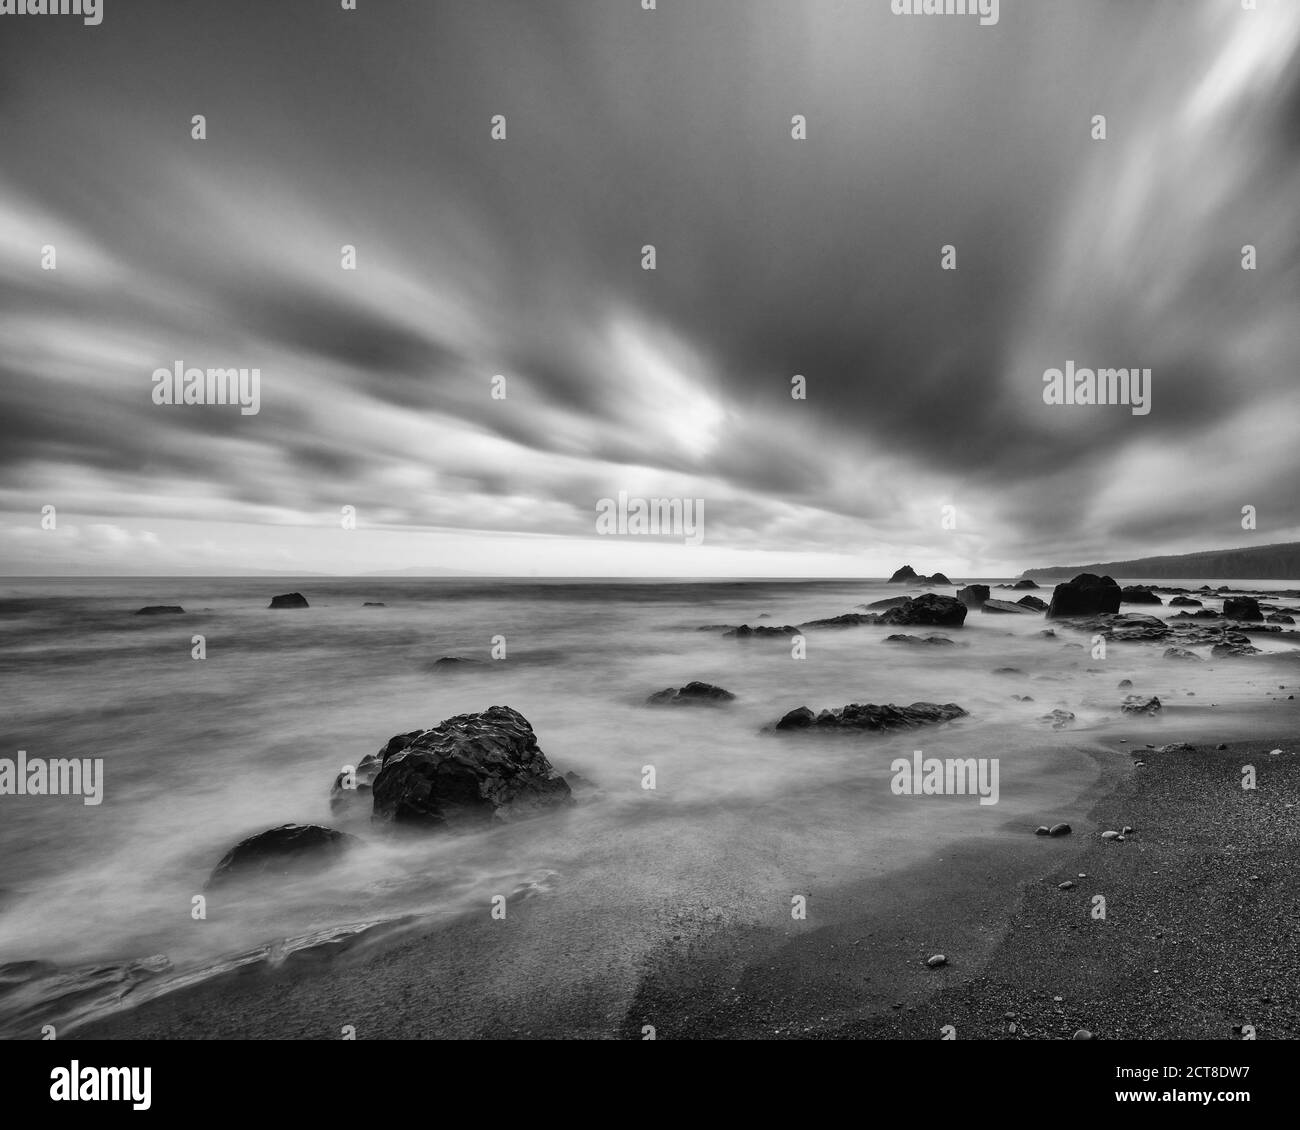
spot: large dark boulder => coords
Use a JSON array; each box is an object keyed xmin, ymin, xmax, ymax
[
  {"xmin": 269, "ymin": 592, "xmax": 310, "ymax": 609},
  {"xmin": 1121, "ymin": 586, "xmax": 1163, "ymax": 605},
  {"xmin": 889, "ymin": 565, "xmax": 919, "ymax": 583},
  {"xmin": 879, "ymin": 594, "xmax": 968, "ymax": 627},
  {"xmin": 773, "ymin": 701, "xmax": 967, "ymax": 733},
  {"xmin": 1223, "ymin": 597, "xmax": 1263, "ymax": 621},
  {"xmin": 371, "ymin": 706, "xmax": 572, "ymax": 829},
  {"xmin": 207, "ymin": 824, "xmax": 357, "ymax": 888},
  {"xmin": 647, "ymin": 682, "xmax": 736, "ymax": 706},
  {"xmin": 1046, "ymin": 574, "xmax": 1122, "ymax": 619},
  {"xmin": 957, "ymin": 584, "xmax": 990, "ymax": 609}
]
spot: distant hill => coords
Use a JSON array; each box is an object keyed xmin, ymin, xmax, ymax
[{"xmin": 1022, "ymin": 542, "xmax": 1300, "ymax": 581}]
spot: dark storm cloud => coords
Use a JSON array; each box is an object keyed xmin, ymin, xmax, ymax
[{"xmin": 1, "ymin": 0, "xmax": 1299, "ymax": 569}]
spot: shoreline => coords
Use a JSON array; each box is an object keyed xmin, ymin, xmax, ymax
[{"xmin": 63, "ymin": 721, "xmax": 1300, "ymax": 1040}]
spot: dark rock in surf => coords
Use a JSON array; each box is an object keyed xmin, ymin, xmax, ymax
[
  {"xmin": 135, "ymin": 605, "xmax": 185, "ymax": 615},
  {"xmin": 957, "ymin": 584, "xmax": 990, "ymax": 609},
  {"xmin": 889, "ymin": 565, "xmax": 919, "ymax": 583},
  {"xmin": 1121, "ymin": 695, "xmax": 1162, "ymax": 715},
  {"xmin": 1211, "ymin": 641, "xmax": 1263, "ymax": 658},
  {"xmin": 879, "ymin": 594, "xmax": 967, "ymax": 627},
  {"xmin": 207, "ymin": 824, "xmax": 357, "ymax": 888},
  {"xmin": 1121, "ymin": 586, "xmax": 1163, "ymax": 605},
  {"xmin": 1163, "ymin": 647, "xmax": 1202, "ymax": 662},
  {"xmin": 1013, "ymin": 579, "xmax": 1040, "ymax": 590},
  {"xmin": 1223, "ymin": 597, "xmax": 1263, "ymax": 621},
  {"xmin": 865, "ymin": 596, "xmax": 912, "ymax": 610},
  {"xmin": 883, "ymin": 634, "xmax": 955, "ymax": 646},
  {"xmin": 371, "ymin": 706, "xmax": 572, "ymax": 829},
  {"xmin": 772, "ymin": 701, "xmax": 967, "ymax": 733},
  {"xmin": 1169, "ymin": 596, "xmax": 1203, "ymax": 607},
  {"xmin": 1046, "ymin": 574, "xmax": 1121, "ymax": 620},
  {"xmin": 725, "ymin": 624, "xmax": 801, "ymax": 639},
  {"xmin": 982, "ymin": 598, "xmax": 1038, "ymax": 615},
  {"xmin": 269, "ymin": 592, "xmax": 310, "ymax": 609},
  {"xmin": 647, "ymin": 682, "xmax": 736, "ymax": 706},
  {"xmin": 800, "ymin": 613, "xmax": 881, "ymax": 630}
]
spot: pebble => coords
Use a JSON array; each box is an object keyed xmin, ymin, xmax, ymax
[
  {"xmin": 1035, "ymin": 826, "xmax": 1050, "ymax": 836},
  {"xmin": 1122, "ymin": 825, "xmax": 1134, "ymax": 834},
  {"xmin": 1101, "ymin": 830, "xmax": 1120, "ymax": 840},
  {"xmin": 1216, "ymin": 743, "xmax": 1227, "ymax": 750},
  {"xmin": 1073, "ymin": 1029, "xmax": 1095, "ymax": 1040},
  {"xmin": 1048, "ymin": 823, "xmax": 1071, "ymax": 837},
  {"xmin": 927, "ymin": 954, "xmax": 947, "ymax": 968},
  {"xmin": 1058, "ymin": 880, "xmax": 1076, "ymax": 890}
]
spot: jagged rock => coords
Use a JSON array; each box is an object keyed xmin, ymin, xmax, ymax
[
  {"xmin": 1118, "ymin": 678, "xmax": 1133, "ymax": 688},
  {"xmin": 371, "ymin": 706, "xmax": 573, "ymax": 828},
  {"xmin": 982, "ymin": 598, "xmax": 1038, "ymax": 615},
  {"xmin": 773, "ymin": 701, "xmax": 967, "ymax": 733},
  {"xmin": 1163, "ymin": 647, "xmax": 1202, "ymax": 661},
  {"xmin": 957, "ymin": 584, "xmax": 990, "ymax": 609},
  {"xmin": 1121, "ymin": 695, "xmax": 1162, "ymax": 715},
  {"xmin": 330, "ymin": 751, "xmax": 384, "ymax": 815},
  {"xmin": 269, "ymin": 592, "xmax": 309, "ymax": 609},
  {"xmin": 1046, "ymin": 574, "xmax": 1121, "ymax": 619},
  {"xmin": 647, "ymin": 682, "xmax": 736, "ymax": 706},
  {"xmin": 889, "ymin": 565, "xmax": 919, "ymax": 583},
  {"xmin": 879, "ymin": 594, "xmax": 968, "ymax": 627},
  {"xmin": 208, "ymin": 824, "xmax": 357, "ymax": 887},
  {"xmin": 1017, "ymin": 595, "xmax": 1049, "ymax": 611},
  {"xmin": 1223, "ymin": 597, "xmax": 1263, "ymax": 621},
  {"xmin": 135, "ymin": 605, "xmax": 184, "ymax": 615}
]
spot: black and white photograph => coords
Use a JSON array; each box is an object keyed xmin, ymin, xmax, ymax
[{"xmin": 1, "ymin": 0, "xmax": 1297, "ymax": 1104}]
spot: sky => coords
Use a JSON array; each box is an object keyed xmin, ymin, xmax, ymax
[{"xmin": 1, "ymin": 0, "xmax": 1298, "ymax": 577}]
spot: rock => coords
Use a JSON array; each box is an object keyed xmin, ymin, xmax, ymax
[
  {"xmin": 724, "ymin": 624, "xmax": 800, "ymax": 639},
  {"xmin": 207, "ymin": 824, "xmax": 357, "ymax": 887},
  {"xmin": 1169, "ymin": 596, "xmax": 1203, "ymax": 607},
  {"xmin": 1267, "ymin": 612, "xmax": 1296, "ymax": 624},
  {"xmin": 1013, "ymin": 579, "xmax": 1040, "ymax": 589},
  {"xmin": 269, "ymin": 592, "xmax": 309, "ymax": 609},
  {"xmin": 1121, "ymin": 695, "xmax": 1162, "ymax": 715},
  {"xmin": 1121, "ymin": 586, "xmax": 1163, "ymax": 605},
  {"xmin": 957, "ymin": 584, "xmax": 990, "ymax": 609},
  {"xmin": 883, "ymin": 634, "xmax": 955, "ymax": 646},
  {"xmin": 1040, "ymin": 709, "xmax": 1075, "ymax": 730},
  {"xmin": 1211, "ymin": 641, "xmax": 1262, "ymax": 658},
  {"xmin": 1163, "ymin": 647, "xmax": 1202, "ymax": 661},
  {"xmin": 647, "ymin": 682, "xmax": 736, "ymax": 706},
  {"xmin": 926, "ymin": 573, "xmax": 953, "ymax": 586},
  {"xmin": 889, "ymin": 565, "xmax": 919, "ymax": 583},
  {"xmin": 1058, "ymin": 880, "xmax": 1076, "ymax": 890},
  {"xmin": 1223, "ymin": 597, "xmax": 1263, "ymax": 621},
  {"xmin": 756, "ymin": 612, "xmax": 772, "ymax": 619},
  {"xmin": 1216, "ymin": 743, "xmax": 1227, "ymax": 750},
  {"xmin": 1035, "ymin": 826, "xmax": 1051, "ymax": 835},
  {"xmin": 879, "ymin": 594, "xmax": 968, "ymax": 627},
  {"xmin": 772, "ymin": 701, "xmax": 967, "ymax": 733},
  {"xmin": 1101, "ymin": 830, "xmax": 1120, "ymax": 840},
  {"xmin": 1073, "ymin": 1030, "xmax": 1095, "ymax": 1041},
  {"xmin": 1016, "ymin": 595, "xmax": 1049, "ymax": 611},
  {"xmin": 1121, "ymin": 825, "xmax": 1134, "ymax": 834},
  {"xmin": 562, "ymin": 770, "xmax": 599, "ymax": 795},
  {"xmin": 1039, "ymin": 629, "xmax": 1057, "ymax": 638},
  {"xmin": 926, "ymin": 954, "xmax": 947, "ymax": 968},
  {"xmin": 1046, "ymin": 574, "xmax": 1122, "ymax": 620},
  {"xmin": 135, "ymin": 605, "xmax": 184, "ymax": 615},
  {"xmin": 330, "ymin": 750, "xmax": 385, "ymax": 814},
  {"xmin": 800, "ymin": 613, "xmax": 880, "ymax": 630},
  {"xmin": 982, "ymin": 598, "xmax": 1038, "ymax": 615},
  {"xmin": 866, "ymin": 596, "xmax": 912, "ymax": 610},
  {"xmin": 430, "ymin": 657, "xmax": 488, "ymax": 672},
  {"xmin": 1048, "ymin": 823, "xmax": 1071, "ymax": 837},
  {"xmin": 362, "ymin": 602, "xmax": 386, "ymax": 607},
  {"xmin": 992, "ymin": 667, "xmax": 1026, "ymax": 676},
  {"xmin": 1118, "ymin": 679, "xmax": 1133, "ymax": 688},
  {"xmin": 371, "ymin": 706, "xmax": 573, "ymax": 828},
  {"xmin": 1157, "ymin": 742, "xmax": 1193, "ymax": 753}
]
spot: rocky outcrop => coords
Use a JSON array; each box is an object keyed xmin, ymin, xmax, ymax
[
  {"xmin": 269, "ymin": 592, "xmax": 310, "ymax": 609},
  {"xmin": 1121, "ymin": 586, "xmax": 1163, "ymax": 605},
  {"xmin": 724, "ymin": 624, "xmax": 800, "ymax": 639},
  {"xmin": 888, "ymin": 565, "xmax": 952, "ymax": 585},
  {"xmin": 982, "ymin": 598, "xmax": 1038, "ymax": 615},
  {"xmin": 207, "ymin": 824, "xmax": 357, "ymax": 888},
  {"xmin": 1046, "ymin": 574, "xmax": 1121, "ymax": 619},
  {"xmin": 647, "ymin": 682, "xmax": 736, "ymax": 706},
  {"xmin": 889, "ymin": 565, "xmax": 919, "ymax": 583},
  {"xmin": 957, "ymin": 584, "xmax": 990, "ymax": 609},
  {"xmin": 1223, "ymin": 597, "xmax": 1263, "ymax": 621},
  {"xmin": 371, "ymin": 706, "xmax": 572, "ymax": 828},
  {"xmin": 926, "ymin": 573, "xmax": 953, "ymax": 586},
  {"xmin": 773, "ymin": 701, "xmax": 967, "ymax": 733},
  {"xmin": 879, "ymin": 594, "xmax": 968, "ymax": 627}
]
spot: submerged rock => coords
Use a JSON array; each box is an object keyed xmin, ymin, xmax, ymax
[
  {"xmin": 647, "ymin": 682, "xmax": 736, "ymax": 706},
  {"xmin": 1163, "ymin": 647, "xmax": 1202, "ymax": 662},
  {"xmin": 883, "ymin": 634, "xmax": 955, "ymax": 646},
  {"xmin": 772, "ymin": 701, "xmax": 967, "ymax": 733},
  {"xmin": 208, "ymin": 824, "xmax": 357, "ymax": 887},
  {"xmin": 1211, "ymin": 640, "xmax": 1263, "ymax": 658},
  {"xmin": 371, "ymin": 706, "xmax": 572, "ymax": 828},
  {"xmin": 1013, "ymin": 579, "xmax": 1040, "ymax": 590},
  {"xmin": 1046, "ymin": 574, "xmax": 1121, "ymax": 619},
  {"xmin": 269, "ymin": 592, "xmax": 310, "ymax": 609},
  {"xmin": 1121, "ymin": 586, "xmax": 1163, "ymax": 605},
  {"xmin": 1040, "ymin": 709, "xmax": 1075, "ymax": 730},
  {"xmin": 135, "ymin": 605, "xmax": 184, "ymax": 615},
  {"xmin": 724, "ymin": 624, "xmax": 800, "ymax": 639}
]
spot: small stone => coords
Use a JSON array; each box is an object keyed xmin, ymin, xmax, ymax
[
  {"xmin": 1058, "ymin": 880, "xmax": 1076, "ymax": 890},
  {"xmin": 926, "ymin": 954, "xmax": 947, "ymax": 968},
  {"xmin": 1101, "ymin": 830, "xmax": 1120, "ymax": 840},
  {"xmin": 1116, "ymin": 835, "xmax": 1126, "ymax": 842},
  {"xmin": 1035, "ymin": 825, "xmax": 1051, "ymax": 835},
  {"xmin": 1270, "ymin": 748, "xmax": 1284, "ymax": 756},
  {"xmin": 1048, "ymin": 823, "xmax": 1071, "ymax": 837},
  {"xmin": 1216, "ymin": 743, "xmax": 1227, "ymax": 750},
  {"xmin": 1121, "ymin": 825, "xmax": 1134, "ymax": 835},
  {"xmin": 1072, "ymin": 1029, "xmax": 1094, "ymax": 1041}
]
